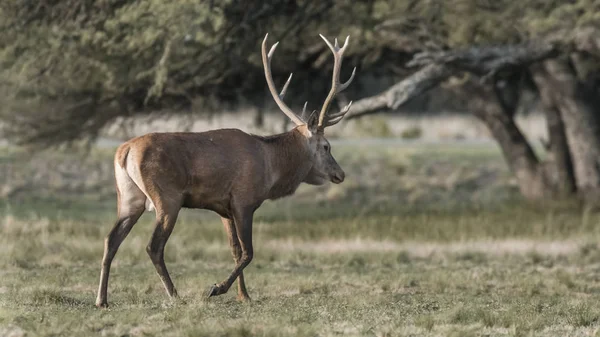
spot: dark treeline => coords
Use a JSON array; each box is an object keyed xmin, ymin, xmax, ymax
[{"xmin": 1, "ymin": 0, "xmax": 600, "ymax": 204}]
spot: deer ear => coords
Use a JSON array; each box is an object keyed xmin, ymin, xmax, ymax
[{"xmin": 307, "ymin": 110, "xmax": 319, "ymax": 131}]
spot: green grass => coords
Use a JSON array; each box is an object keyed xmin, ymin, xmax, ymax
[
  {"xmin": 2, "ymin": 228, "xmax": 600, "ymax": 336},
  {"xmin": 2, "ymin": 142, "xmax": 600, "ymax": 336}
]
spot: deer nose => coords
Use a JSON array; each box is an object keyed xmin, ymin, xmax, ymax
[{"xmin": 332, "ymin": 171, "xmax": 345, "ymax": 184}]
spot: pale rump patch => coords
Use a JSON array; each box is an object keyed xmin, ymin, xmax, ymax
[
  {"xmin": 264, "ymin": 238, "xmax": 582, "ymax": 257},
  {"xmin": 114, "ymin": 154, "xmax": 148, "ymax": 215}
]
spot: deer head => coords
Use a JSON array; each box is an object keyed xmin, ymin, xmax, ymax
[{"xmin": 261, "ymin": 33, "xmax": 356, "ymax": 185}]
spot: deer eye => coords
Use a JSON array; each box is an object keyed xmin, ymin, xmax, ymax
[{"xmin": 323, "ymin": 144, "xmax": 330, "ymax": 152}]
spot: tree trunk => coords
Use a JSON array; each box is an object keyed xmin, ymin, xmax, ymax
[
  {"xmin": 254, "ymin": 107, "xmax": 264, "ymax": 127},
  {"xmin": 541, "ymin": 59, "xmax": 600, "ymax": 204},
  {"xmin": 465, "ymin": 81, "xmax": 552, "ymax": 200},
  {"xmin": 530, "ymin": 65, "xmax": 576, "ymax": 196},
  {"xmin": 253, "ymin": 91, "xmax": 266, "ymax": 128}
]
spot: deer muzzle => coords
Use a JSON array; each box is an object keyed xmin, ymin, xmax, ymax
[{"xmin": 331, "ymin": 171, "xmax": 345, "ymax": 184}]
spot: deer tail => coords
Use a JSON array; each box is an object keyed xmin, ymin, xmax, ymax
[{"xmin": 115, "ymin": 143, "xmax": 131, "ymax": 169}]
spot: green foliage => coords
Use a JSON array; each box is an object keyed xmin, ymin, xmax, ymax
[
  {"xmin": 400, "ymin": 126, "xmax": 422, "ymax": 140},
  {"xmin": 379, "ymin": 0, "xmax": 599, "ymax": 48},
  {"xmin": 525, "ymin": 0, "xmax": 600, "ymax": 35},
  {"xmin": 353, "ymin": 116, "xmax": 394, "ymax": 137},
  {"xmin": 0, "ymin": 0, "xmax": 343, "ymax": 146}
]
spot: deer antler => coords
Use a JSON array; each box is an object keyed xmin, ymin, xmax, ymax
[
  {"xmin": 317, "ymin": 35, "xmax": 356, "ymax": 132},
  {"xmin": 261, "ymin": 34, "xmax": 305, "ymax": 126}
]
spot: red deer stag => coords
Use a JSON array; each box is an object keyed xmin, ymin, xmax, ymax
[{"xmin": 95, "ymin": 33, "xmax": 356, "ymax": 307}]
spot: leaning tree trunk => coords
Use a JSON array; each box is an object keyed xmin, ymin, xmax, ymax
[
  {"xmin": 540, "ymin": 58, "xmax": 600, "ymax": 204},
  {"xmin": 464, "ymin": 80, "xmax": 553, "ymax": 200},
  {"xmin": 530, "ymin": 65, "xmax": 576, "ymax": 196}
]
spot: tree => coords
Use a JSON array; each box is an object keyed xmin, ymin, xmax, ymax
[{"xmin": 347, "ymin": 0, "xmax": 600, "ymax": 204}]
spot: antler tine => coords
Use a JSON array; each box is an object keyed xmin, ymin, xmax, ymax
[
  {"xmin": 325, "ymin": 101, "xmax": 353, "ymax": 127},
  {"xmin": 279, "ymin": 73, "xmax": 293, "ymax": 99},
  {"xmin": 261, "ymin": 34, "xmax": 305, "ymax": 126},
  {"xmin": 316, "ymin": 35, "xmax": 355, "ymax": 131},
  {"xmin": 320, "ymin": 34, "xmax": 336, "ymax": 53},
  {"xmin": 327, "ymin": 100, "xmax": 353, "ymax": 119},
  {"xmin": 267, "ymin": 41, "xmax": 279, "ymax": 59},
  {"xmin": 325, "ymin": 116, "xmax": 344, "ymax": 127},
  {"xmin": 341, "ymin": 35, "xmax": 350, "ymax": 50},
  {"xmin": 339, "ymin": 67, "xmax": 356, "ymax": 91},
  {"xmin": 301, "ymin": 101, "xmax": 309, "ymax": 117}
]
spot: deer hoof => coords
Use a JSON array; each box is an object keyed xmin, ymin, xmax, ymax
[
  {"xmin": 204, "ymin": 284, "xmax": 220, "ymax": 298},
  {"xmin": 237, "ymin": 295, "xmax": 251, "ymax": 302},
  {"xmin": 95, "ymin": 301, "xmax": 109, "ymax": 308}
]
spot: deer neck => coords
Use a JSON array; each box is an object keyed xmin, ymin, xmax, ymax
[{"xmin": 262, "ymin": 128, "xmax": 313, "ymax": 200}]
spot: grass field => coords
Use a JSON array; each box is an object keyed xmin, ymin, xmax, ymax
[{"xmin": 2, "ymin": 141, "xmax": 600, "ymax": 336}]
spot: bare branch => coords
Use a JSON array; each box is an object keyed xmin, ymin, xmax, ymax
[
  {"xmin": 345, "ymin": 64, "xmax": 452, "ymax": 120},
  {"xmin": 346, "ymin": 41, "xmax": 560, "ymax": 120},
  {"xmin": 408, "ymin": 41, "xmax": 557, "ymax": 80}
]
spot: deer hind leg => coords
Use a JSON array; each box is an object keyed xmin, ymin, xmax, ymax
[
  {"xmin": 146, "ymin": 202, "xmax": 181, "ymax": 299},
  {"xmin": 96, "ymin": 183, "xmax": 146, "ymax": 308},
  {"xmin": 220, "ymin": 217, "xmax": 251, "ymax": 301},
  {"xmin": 206, "ymin": 208, "xmax": 254, "ymax": 298}
]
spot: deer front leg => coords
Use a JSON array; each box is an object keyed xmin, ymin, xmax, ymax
[
  {"xmin": 220, "ymin": 217, "xmax": 251, "ymax": 301},
  {"xmin": 206, "ymin": 209, "xmax": 254, "ymax": 298}
]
